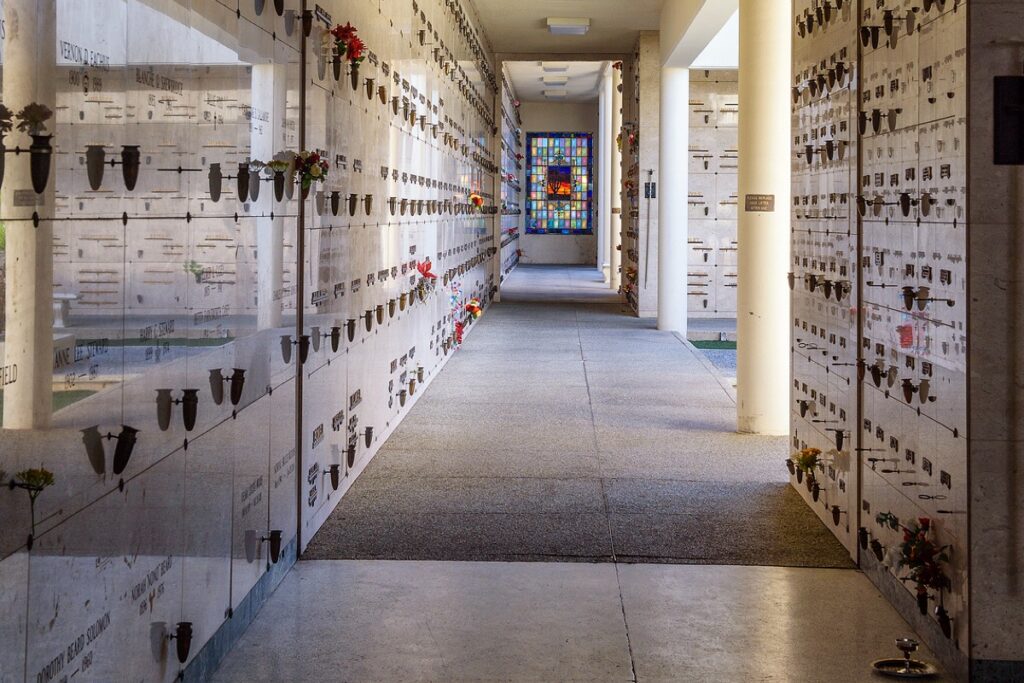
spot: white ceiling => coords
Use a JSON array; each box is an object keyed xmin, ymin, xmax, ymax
[
  {"xmin": 472, "ymin": 0, "xmax": 664, "ymax": 54},
  {"xmin": 505, "ymin": 61, "xmax": 606, "ymax": 102},
  {"xmin": 691, "ymin": 10, "xmax": 738, "ymax": 68}
]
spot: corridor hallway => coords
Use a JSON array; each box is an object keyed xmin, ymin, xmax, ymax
[
  {"xmin": 303, "ymin": 265, "xmax": 848, "ymax": 565},
  {"xmin": 213, "ymin": 266, "xmax": 942, "ymax": 681}
]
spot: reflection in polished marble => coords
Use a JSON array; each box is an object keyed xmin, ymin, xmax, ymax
[
  {"xmin": 212, "ymin": 560, "xmax": 945, "ymax": 682},
  {"xmin": 0, "ymin": 0, "xmax": 506, "ymax": 680}
]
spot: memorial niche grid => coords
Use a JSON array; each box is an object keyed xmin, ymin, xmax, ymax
[
  {"xmin": 789, "ymin": 0, "xmax": 968, "ymax": 673},
  {"xmin": 525, "ymin": 132, "xmax": 593, "ymax": 234}
]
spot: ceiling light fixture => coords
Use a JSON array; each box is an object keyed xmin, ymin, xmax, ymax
[
  {"xmin": 542, "ymin": 75, "xmax": 569, "ymax": 86},
  {"xmin": 546, "ymin": 18, "xmax": 590, "ymax": 36},
  {"xmin": 543, "ymin": 89, "xmax": 568, "ymax": 98},
  {"xmin": 541, "ymin": 62, "xmax": 570, "ymax": 73}
]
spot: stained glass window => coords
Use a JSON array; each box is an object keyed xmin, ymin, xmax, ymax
[{"xmin": 525, "ymin": 132, "xmax": 593, "ymax": 234}]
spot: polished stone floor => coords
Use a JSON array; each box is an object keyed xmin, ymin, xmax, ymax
[
  {"xmin": 212, "ymin": 266, "xmax": 945, "ymax": 681},
  {"xmin": 213, "ymin": 560, "xmax": 943, "ymax": 682}
]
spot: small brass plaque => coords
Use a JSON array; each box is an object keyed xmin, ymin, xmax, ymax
[{"xmin": 744, "ymin": 194, "xmax": 775, "ymax": 212}]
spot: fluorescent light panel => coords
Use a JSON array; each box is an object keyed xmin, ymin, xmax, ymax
[
  {"xmin": 543, "ymin": 89, "xmax": 568, "ymax": 98},
  {"xmin": 542, "ymin": 75, "xmax": 569, "ymax": 86},
  {"xmin": 546, "ymin": 17, "xmax": 590, "ymax": 36}
]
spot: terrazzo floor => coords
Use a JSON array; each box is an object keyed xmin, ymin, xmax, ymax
[
  {"xmin": 212, "ymin": 265, "xmax": 945, "ymax": 682},
  {"xmin": 304, "ymin": 265, "xmax": 849, "ymax": 567}
]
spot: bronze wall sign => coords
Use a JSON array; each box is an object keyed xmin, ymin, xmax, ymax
[{"xmin": 744, "ymin": 193, "xmax": 775, "ymax": 212}]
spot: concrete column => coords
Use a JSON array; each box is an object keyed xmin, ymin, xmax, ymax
[
  {"xmin": 610, "ymin": 68, "xmax": 623, "ymax": 292},
  {"xmin": 736, "ymin": 0, "xmax": 791, "ymax": 435},
  {"xmin": 254, "ymin": 63, "xmax": 286, "ymax": 330},
  {"xmin": 597, "ymin": 79, "xmax": 609, "ymax": 278},
  {"xmin": 599, "ymin": 67, "xmax": 613, "ymax": 283},
  {"xmin": 965, "ymin": 2, "xmax": 1024, "ymax": 671},
  {"xmin": 656, "ymin": 67, "xmax": 688, "ymax": 333},
  {"xmin": 2, "ymin": 0, "xmax": 57, "ymax": 429}
]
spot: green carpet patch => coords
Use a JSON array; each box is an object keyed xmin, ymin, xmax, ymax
[{"xmin": 691, "ymin": 340, "xmax": 737, "ymax": 350}]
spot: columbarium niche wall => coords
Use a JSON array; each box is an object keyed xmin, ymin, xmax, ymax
[
  {"xmin": 790, "ymin": 0, "xmax": 862, "ymax": 564},
  {"xmin": 295, "ymin": 0, "xmax": 499, "ymax": 548},
  {"xmin": 786, "ymin": 0, "xmax": 1024, "ymax": 677},
  {"xmin": 498, "ymin": 68, "xmax": 521, "ymax": 283},
  {"xmin": 0, "ymin": 4, "xmax": 304, "ymax": 682},
  {"xmin": 687, "ymin": 69, "xmax": 738, "ymax": 318},
  {"xmin": 0, "ymin": 0, "xmax": 499, "ymax": 681}
]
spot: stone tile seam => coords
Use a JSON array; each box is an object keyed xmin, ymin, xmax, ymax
[{"xmin": 575, "ymin": 306, "xmax": 640, "ymax": 683}]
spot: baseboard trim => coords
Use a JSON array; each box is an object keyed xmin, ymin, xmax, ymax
[
  {"xmin": 861, "ymin": 552, "xmax": 969, "ymax": 681},
  {"xmin": 182, "ymin": 537, "xmax": 298, "ymax": 682}
]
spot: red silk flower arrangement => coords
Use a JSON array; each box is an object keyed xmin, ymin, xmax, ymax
[
  {"xmin": 876, "ymin": 513, "xmax": 951, "ymax": 615},
  {"xmin": 347, "ymin": 36, "xmax": 366, "ymax": 63},
  {"xmin": 898, "ymin": 517, "xmax": 951, "ymax": 597},
  {"xmin": 465, "ymin": 298, "xmax": 482, "ymax": 319},
  {"xmin": 331, "ymin": 23, "xmax": 365, "ymax": 64},
  {"xmin": 469, "ymin": 192, "xmax": 484, "ymax": 211},
  {"xmin": 417, "ymin": 259, "xmax": 437, "ymax": 280}
]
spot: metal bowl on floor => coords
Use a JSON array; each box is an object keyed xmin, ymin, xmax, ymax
[{"xmin": 870, "ymin": 658, "xmax": 938, "ymax": 678}]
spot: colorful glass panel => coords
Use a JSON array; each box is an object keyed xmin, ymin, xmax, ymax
[{"xmin": 525, "ymin": 132, "xmax": 593, "ymax": 234}]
